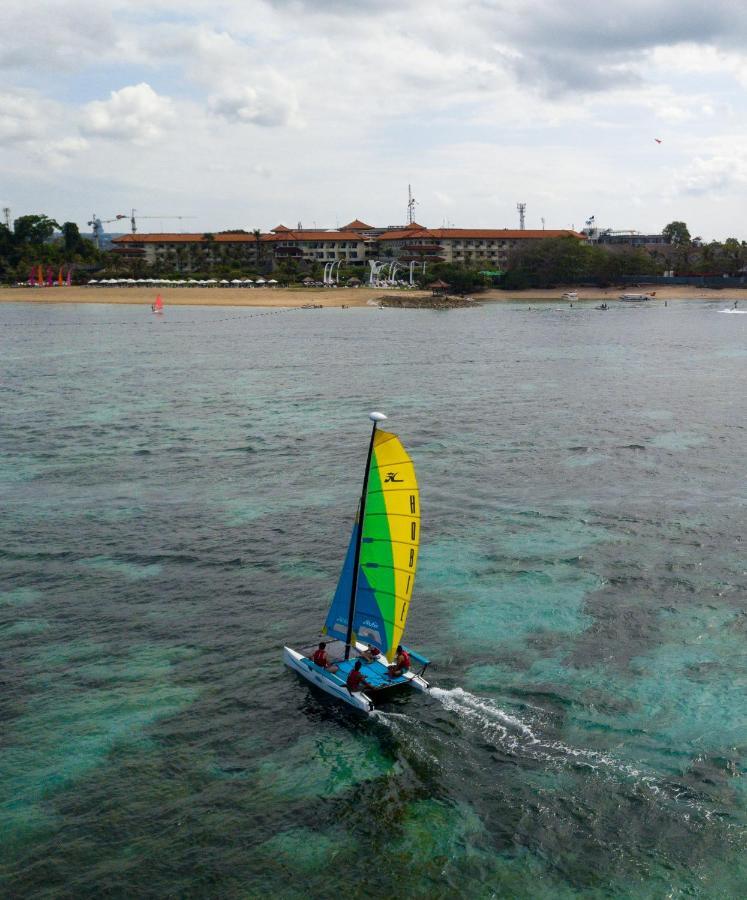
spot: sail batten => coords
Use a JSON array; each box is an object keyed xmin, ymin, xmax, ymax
[{"xmin": 323, "ymin": 427, "xmax": 419, "ymax": 658}]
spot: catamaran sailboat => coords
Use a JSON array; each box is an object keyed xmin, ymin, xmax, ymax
[{"xmin": 283, "ymin": 412, "xmax": 431, "ymax": 713}]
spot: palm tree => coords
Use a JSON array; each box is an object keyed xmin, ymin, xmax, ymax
[{"xmin": 253, "ymin": 229, "xmax": 262, "ymax": 272}]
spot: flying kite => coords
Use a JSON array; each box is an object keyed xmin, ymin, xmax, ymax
[{"xmin": 654, "ymin": 138, "xmax": 662, "ymax": 143}]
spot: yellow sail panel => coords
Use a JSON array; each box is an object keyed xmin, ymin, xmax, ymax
[{"xmin": 353, "ymin": 429, "xmax": 420, "ymax": 656}]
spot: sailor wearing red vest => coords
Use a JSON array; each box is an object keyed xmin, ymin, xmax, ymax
[
  {"xmin": 387, "ymin": 645, "xmax": 410, "ymax": 678},
  {"xmin": 311, "ymin": 642, "xmax": 338, "ymax": 673},
  {"xmin": 346, "ymin": 659, "xmax": 372, "ymax": 693}
]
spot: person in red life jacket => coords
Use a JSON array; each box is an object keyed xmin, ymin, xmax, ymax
[
  {"xmin": 359, "ymin": 644, "xmax": 380, "ymax": 663},
  {"xmin": 387, "ymin": 645, "xmax": 410, "ymax": 678},
  {"xmin": 311, "ymin": 641, "xmax": 338, "ymax": 673},
  {"xmin": 346, "ymin": 660, "xmax": 372, "ymax": 693}
]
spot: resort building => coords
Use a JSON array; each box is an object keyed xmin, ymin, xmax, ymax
[
  {"xmin": 260, "ymin": 223, "xmax": 370, "ymax": 265},
  {"xmin": 583, "ymin": 228, "xmax": 667, "ymax": 248},
  {"xmin": 111, "ymin": 220, "xmax": 586, "ymax": 272},
  {"xmin": 111, "ymin": 232, "xmax": 263, "ymax": 271},
  {"xmin": 375, "ymin": 224, "xmax": 585, "ymax": 267}
]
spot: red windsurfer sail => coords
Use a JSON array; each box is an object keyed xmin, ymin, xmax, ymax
[{"xmin": 152, "ymin": 294, "xmax": 164, "ymax": 313}]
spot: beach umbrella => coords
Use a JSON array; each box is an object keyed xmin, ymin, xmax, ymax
[
  {"xmin": 255, "ymin": 277, "xmax": 266, "ymax": 284},
  {"xmin": 207, "ymin": 278, "xmax": 217, "ymax": 284},
  {"xmin": 231, "ymin": 278, "xmax": 241, "ymax": 284},
  {"xmin": 267, "ymin": 278, "xmax": 278, "ymax": 284},
  {"xmin": 220, "ymin": 279, "xmax": 229, "ymax": 284},
  {"xmin": 243, "ymin": 279, "xmax": 254, "ymax": 284}
]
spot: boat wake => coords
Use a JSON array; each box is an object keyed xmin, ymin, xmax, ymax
[
  {"xmin": 720, "ymin": 308, "xmax": 747, "ymax": 314},
  {"xmin": 428, "ymin": 687, "xmax": 720, "ymax": 821},
  {"xmin": 430, "ymin": 686, "xmax": 538, "ymax": 749}
]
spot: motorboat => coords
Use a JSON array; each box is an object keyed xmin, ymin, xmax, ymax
[{"xmin": 619, "ymin": 291, "xmax": 656, "ymax": 302}]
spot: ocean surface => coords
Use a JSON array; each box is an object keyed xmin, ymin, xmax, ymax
[{"xmin": 1, "ymin": 298, "xmax": 745, "ymax": 898}]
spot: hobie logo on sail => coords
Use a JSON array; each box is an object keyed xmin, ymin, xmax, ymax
[{"xmin": 384, "ymin": 472, "xmax": 403, "ymax": 482}]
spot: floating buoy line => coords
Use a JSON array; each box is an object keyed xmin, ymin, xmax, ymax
[{"xmin": 0, "ymin": 306, "xmax": 310, "ymax": 328}]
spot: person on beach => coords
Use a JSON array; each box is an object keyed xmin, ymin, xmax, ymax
[
  {"xmin": 346, "ymin": 660, "xmax": 371, "ymax": 693},
  {"xmin": 311, "ymin": 642, "xmax": 338, "ymax": 673},
  {"xmin": 387, "ymin": 645, "xmax": 410, "ymax": 678}
]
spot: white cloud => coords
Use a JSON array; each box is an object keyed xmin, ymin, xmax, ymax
[
  {"xmin": 673, "ymin": 152, "xmax": 747, "ymax": 195},
  {"xmin": 81, "ymin": 83, "xmax": 174, "ymax": 143},
  {"xmin": 0, "ymin": 91, "xmax": 50, "ymax": 143},
  {"xmin": 208, "ymin": 78, "xmax": 300, "ymax": 127}
]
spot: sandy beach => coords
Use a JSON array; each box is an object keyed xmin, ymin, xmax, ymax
[{"xmin": 1, "ymin": 284, "xmax": 746, "ymax": 307}]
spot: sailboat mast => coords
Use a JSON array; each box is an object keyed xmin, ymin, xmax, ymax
[{"xmin": 344, "ymin": 413, "xmax": 384, "ymax": 660}]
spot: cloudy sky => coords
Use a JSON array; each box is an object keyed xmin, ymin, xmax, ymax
[{"xmin": 3, "ymin": 0, "xmax": 747, "ymax": 239}]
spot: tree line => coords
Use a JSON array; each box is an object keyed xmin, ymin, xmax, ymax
[{"xmin": 0, "ymin": 215, "xmax": 105, "ymax": 281}]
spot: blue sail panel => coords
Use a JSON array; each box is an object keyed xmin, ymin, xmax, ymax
[
  {"xmin": 323, "ymin": 521, "xmax": 359, "ymax": 642},
  {"xmin": 351, "ymin": 568, "xmax": 389, "ymax": 653}
]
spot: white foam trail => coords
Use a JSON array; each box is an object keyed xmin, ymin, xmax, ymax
[
  {"xmin": 430, "ymin": 686, "xmax": 539, "ymax": 748},
  {"xmin": 719, "ymin": 308, "xmax": 747, "ymax": 314}
]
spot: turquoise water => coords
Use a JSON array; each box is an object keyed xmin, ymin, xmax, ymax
[{"xmin": 1, "ymin": 299, "xmax": 745, "ymax": 897}]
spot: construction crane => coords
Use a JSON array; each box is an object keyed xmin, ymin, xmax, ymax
[
  {"xmin": 88, "ymin": 213, "xmax": 127, "ymax": 248},
  {"xmin": 129, "ymin": 209, "xmax": 196, "ymax": 234}
]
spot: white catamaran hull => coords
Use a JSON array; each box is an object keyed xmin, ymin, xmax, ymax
[{"xmin": 283, "ymin": 643, "xmax": 429, "ymax": 714}]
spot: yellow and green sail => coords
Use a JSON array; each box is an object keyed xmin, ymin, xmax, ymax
[{"xmin": 323, "ymin": 429, "xmax": 420, "ymax": 658}]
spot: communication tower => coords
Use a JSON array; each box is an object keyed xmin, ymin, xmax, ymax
[
  {"xmin": 517, "ymin": 202, "xmax": 526, "ymax": 230},
  {"xmin": 2, "ymin": 207, "xmax": 10, "ymax": 229},
  {"xmin": 407, "ymin": 185, "xmax": 417, "ymax": 225}
]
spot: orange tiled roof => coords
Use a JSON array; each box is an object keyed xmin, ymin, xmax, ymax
[
  {"xmin": 342, "ymin": 218, "xmax": 373, "ymax": 230},
  {"xmin": 378, "ymin": 228, "xmax": 585, "ymax": 241},
  {"xmin": 271, "ymin": 224, "xmax": 293, "ymax": 232},
  {"xmin": 261, "ymin": 230, "xmax": 364, "ymax": 242},
  {"xmin": 112, "ymin": 233, "xmax": 266, "ymax": 244}
]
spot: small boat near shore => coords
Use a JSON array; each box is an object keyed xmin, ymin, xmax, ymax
[
  {"xmin": 283, "ymin": 411, "xmax": 431, "ymax": 713},
  {"xmin": 619, "ymin": 292, "xmax": 656, "ymax": 302},
  {"xmin": 561, "ymin": 291, "xmax": 578, "ymax": 301}
]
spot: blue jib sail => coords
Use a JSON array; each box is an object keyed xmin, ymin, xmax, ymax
[{"xmin": 323, "ymin": 520, "xmax": 358, "ymax": 642}]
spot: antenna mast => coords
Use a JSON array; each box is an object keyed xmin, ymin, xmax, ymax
[
  {"xmin": 2, "ymin": 207, "xmax": 10, "ymax": 229},
  {"xmin": 517, "ymin": 202, "xmax": 526, "ymax": 230},
  {"xmin": 407, "ymin": 184, "xmax": 417, "ymax": 225}
]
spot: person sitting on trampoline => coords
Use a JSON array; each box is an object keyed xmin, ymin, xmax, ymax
[{"xmin": 387, "ymin": 645, "xmax": 410, "ymax": 678}]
